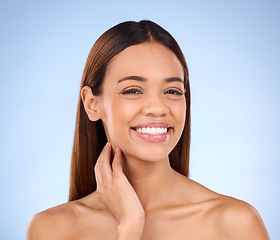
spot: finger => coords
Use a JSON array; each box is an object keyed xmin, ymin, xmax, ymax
[
  {"xmin": 112, "ymin": 147, "xmax": 124, "ymax": 177},
  {"xmin": 94, "ymin": 142, "xmax": 109, "ymax": 187},
  {"xmin": 100, "ymin": 142, "xmax": 113, "ymax": 180},
  {"xmin": 95, "ymin": 159, "xmax": 103, "ymax": 190}
]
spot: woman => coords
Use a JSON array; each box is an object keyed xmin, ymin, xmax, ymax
[{"xmin": 27, "ymin": 20, "xmax": 270, "ymax": 240}]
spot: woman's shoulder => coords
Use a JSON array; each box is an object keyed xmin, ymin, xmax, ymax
[
  {"xmin": 27, "ymin": 192, "xmax": 115, "ymax": 240},
  {"xmin": 186, "ymin": 178, "xmax": 269, "ymax": 239},
  {"xmin": 213, "ymin": 195, "xmax": 269, "ymax": 239},
  {"xmin": 27, "ymin": 200, "xmax": 83, "ymax": 240}
]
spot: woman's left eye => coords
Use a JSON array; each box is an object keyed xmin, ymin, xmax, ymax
[{"xmin": 164, "ymin": 89, "xmax": 183, "ymax": 95}]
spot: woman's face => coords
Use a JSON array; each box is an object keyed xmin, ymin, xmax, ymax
[{"xmin": 97, "ymin": 42, "xmax": 186, "ymax": 162}]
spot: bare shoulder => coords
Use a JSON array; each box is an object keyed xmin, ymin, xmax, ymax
[
  {"xmin": 216, "ymin": 196, "xmax": 270, "ymax": 240},
  {"xmin": 26, "ymin": 201, "xmax": 82, "ymax": 240},
  {"xmin": 27, "ymin": 192, "xmax": 116, "ymax": 240},
  {"xmin": 180, "ymin": 178, "xmax": 270, "ymax": 239}
]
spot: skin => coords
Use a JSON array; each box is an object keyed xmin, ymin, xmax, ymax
[{"xmin": 26, "ymin": 42, "xmax": 270, "ymax": 240}]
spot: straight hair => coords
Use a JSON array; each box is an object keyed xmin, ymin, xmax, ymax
[{"xmin": 69, "ymin": 20, "xmax": 191, "ymax": 201}]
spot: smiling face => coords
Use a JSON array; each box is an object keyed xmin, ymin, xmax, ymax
[{"xmin": 96, "ymin": 41, "xmax": 186, "ymax": 162}]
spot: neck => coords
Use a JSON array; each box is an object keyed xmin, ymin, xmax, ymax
[{"xmin": 121, "ymin": 153, "xmax": 177, "ymax": 212}]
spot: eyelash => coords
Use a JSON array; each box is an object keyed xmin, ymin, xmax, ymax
[
  {"xmin": 164, "ymin": 89, "xmax": 184, "ymax": 95},
  {"xmin": 120, "ymin": 88, "xmax": 143, "ymax": 95},
  {"xmin": 120, "ymin": 88, "xmax": 184, "ymax": 95}
]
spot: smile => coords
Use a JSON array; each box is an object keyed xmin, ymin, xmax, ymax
[
  {"xmin": 135, "ymin": 127, "xmax": 168, "ymax": 135},
  {"xmin": 131, "ymin": 122, "xmax": 173, "ymax": 143}
]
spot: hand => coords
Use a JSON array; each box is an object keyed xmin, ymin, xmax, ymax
[{"xmin": 94, "ymin": 142, "xmax": 145, "ymax": 227}]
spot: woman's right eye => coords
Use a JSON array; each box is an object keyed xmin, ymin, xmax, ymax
[{"xmin": 120, "ymin": 88, "xmax": 143, "ymax": 95}]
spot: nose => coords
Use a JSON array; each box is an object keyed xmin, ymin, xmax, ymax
[{"xmin": 142, "ymin": 94, "xmax": 169, "ymax": 117}]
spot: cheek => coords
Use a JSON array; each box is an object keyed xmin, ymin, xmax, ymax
[
  {"xmin": 110, "ymin": 99, "xmax": 136, "ymax": 123},
  {"xmin": 104, "ymin": 99, "xmax": 136, "ymax": 139},
  {"xmin": 170, "ymin": 100, "xmax": 186, "ymax": 123}
]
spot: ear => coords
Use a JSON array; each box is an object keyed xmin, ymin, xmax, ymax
[{"xmin": 81, "ymin": 86, "xmax": 102, "ymax": 121}]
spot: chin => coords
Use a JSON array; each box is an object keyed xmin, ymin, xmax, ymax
[{"xmin": 122, "ymin": 145, "xmax": 173, "ymax": 163}]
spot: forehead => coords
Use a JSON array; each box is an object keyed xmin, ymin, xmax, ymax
[{"xmin": 105, "ymin": 42, "xmax": 184, "ymax": 81}]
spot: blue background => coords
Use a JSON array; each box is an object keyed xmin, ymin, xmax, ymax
[{"xmin": 0, "ymin": 0, "xmax": 279, "ymax": 239}]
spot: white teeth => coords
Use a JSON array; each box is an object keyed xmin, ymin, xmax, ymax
[{"xmin": 135, "ymin": 127, "xmax": 168, "ymax": 134}]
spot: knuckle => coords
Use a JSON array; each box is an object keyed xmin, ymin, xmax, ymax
[
  {"xmin": 94, "ymin": 163, "xmax": 99, "ymax": 172},
  {"xmin": 100, "ymin": 156, "xmax": 104, "ymax": 164},
  {"xmin": 112, "ymin": 161, "xmax": 118, "ymax": 169},
  {"xmin": 113, "ymin": 173, "xmax": 123, "ymax": 182},
  {"xmin": 96, "ymin": 189, "xmax": 104, "ymax": 198},
  {"xmin": 103, "ymin": 179, "xmax": 112, "ymax": 189}
]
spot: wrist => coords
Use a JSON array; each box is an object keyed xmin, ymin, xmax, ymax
[{"xmin": 117, "ymin": 216, "xmax": 145, "ymax": 240}]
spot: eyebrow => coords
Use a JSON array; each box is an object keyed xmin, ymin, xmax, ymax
[
  {"xmin": 117, "ymin": 75, "xmax": 147, "ymax": 83},
  {"xmin": 117, "ymin": 75, "xmax": 184, "ymax": 84},
  {"xmin": 164, "ymin": 77, "xmax": 184, "ymax": 84}
]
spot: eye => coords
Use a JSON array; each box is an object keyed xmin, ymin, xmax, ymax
[
  {"xmin": 164, "ymin": 89, "xmax": 184, "ymax": 95},
  {"xmin": 120, "ymin": 88, "xmax": 143, "ymax": 95}
]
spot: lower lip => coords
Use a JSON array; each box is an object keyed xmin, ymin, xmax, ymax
[{"xmin": 131, "ymin": 128, "xmax": 172, "ymax": 143}]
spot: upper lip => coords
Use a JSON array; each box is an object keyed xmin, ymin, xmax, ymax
[{"xmin": 131, "ymin": 122, "xmax": 172, "ymax": 129}]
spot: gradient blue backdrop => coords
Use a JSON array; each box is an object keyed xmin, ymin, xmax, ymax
[{"xmin": 0, "ymin": 0, "xmax": 279, "ymax": 239}]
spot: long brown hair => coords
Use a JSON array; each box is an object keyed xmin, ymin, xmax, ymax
[{"xmin": 69, "ymin": 20, "xmax": 191, "ymax": 201}]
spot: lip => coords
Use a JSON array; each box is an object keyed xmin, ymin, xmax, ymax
[{"xmin": 130, "ymin": 122, "xmax": 173, "ymax": 143}]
